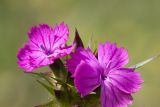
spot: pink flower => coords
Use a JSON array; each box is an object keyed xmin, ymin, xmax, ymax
[
  {"xmin": 17, "ymin": 22, "xmax": 73, "ymax": 72},
  {"xmin": 66, "ymin": 42, "xmax": 143, "ymax": 107}
]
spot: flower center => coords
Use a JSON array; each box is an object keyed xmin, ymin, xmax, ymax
[
  {"xmin": 101, "ymin": 66, "xmax": 110, "ymax": 81},
  {"xmin": 40, "ymin": 45, "xmax": 52, "ymax": 56},
  {"xmin": 101, "ymin": 74, "xmax": 107, "ymax": 80}
]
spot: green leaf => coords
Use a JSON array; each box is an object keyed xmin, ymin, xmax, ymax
[
  {"xmin": 49, "ymin": 59, "xmax": 67, "ymax": 81},
  {"xmin": 50, "ymin": 77, "xmax": 63, "ymax": 84},
  {"xmin": 35, "ymin": 99, "xmax": 58, "ymax": 107},
  {"xmin": 38, "ymin": 73, "xmax": 53, "ymax": 86},
  {"xmin": 37, "ymin": 80, "xmax": 54, "ymax": 95},
  {"xmin": 130, "ymin": 54, "xmax": 160, "ymax": 69},
  {"xmin": 51, "ymin": 77, "xmax": 75, "ymax": 90},
  {"xmin": 87, "ymin": 33, "xmax": 97, "ymax": 52},
  {"xmin": 88, "ymin": 33, "xmax": 93, "ymax": 49},
  {"xmin": 29, "ymin": 72, "xmax": 54, "ymax": 87}
]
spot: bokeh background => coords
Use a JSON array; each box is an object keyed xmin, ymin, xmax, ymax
[{"xmin": 0, "ymin": 0, "xmax": 160, "ymax": 107}]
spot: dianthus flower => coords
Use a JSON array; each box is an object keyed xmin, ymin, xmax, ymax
[
  {"xmin": 66, "ymin": 42, "xmax": 143, "ymax": 107},
  {"xmin": 17, "ymin": 22, "xmax": 73, "ymax": 72}
]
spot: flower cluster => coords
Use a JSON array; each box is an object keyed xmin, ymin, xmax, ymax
[{"xmin": 17, "ymin": 22, "xmax": 143, "ymax": 107}]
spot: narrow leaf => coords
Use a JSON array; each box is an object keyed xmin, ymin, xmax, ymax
[
  {"xmin": 37, "ymin": 80, "xmax": 54, "ymax": 95},
  {"xmin": 29, "ymin": 72, "xmax": 54, "ymax": 87},
  {"xmin": 51, "ymin": 77, "xmax": 74, "ymax": 89},
  {"xmin": 87, "ymin": 33, "xmax": 97, "ymax": 52},
  {"xmin": 35, "ymin": 99, "xmax": 56, "ymax": 107},
  {"xmin": 51, "ymin": 77, "xmax": 63, "ymax": 84},
  {"xmin": 88, "ymin": 33, "xmax": 93, "ymax": 49},
  {"xmin": 130, "ymin": 54, "xmax": 160, "ymax": 69}
]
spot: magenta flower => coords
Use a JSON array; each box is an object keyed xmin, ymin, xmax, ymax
[
  {"xmin": 66, "ymin": 42, "xmax": 143, "ymax": 107},
  {"xmin": 17, "ymin": 22, "xmax": 73, "ymax": 72}
]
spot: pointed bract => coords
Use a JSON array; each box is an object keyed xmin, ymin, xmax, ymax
[{"xmin": 73, "ymin": 29, "xmax": 84, "ymax": 48}]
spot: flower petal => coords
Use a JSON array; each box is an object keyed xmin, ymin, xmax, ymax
[
  {"xmin": 29, "ymin": 51, "xmax": 54, "ymax": 67},
  {"xmin": 74, "ymin": 61, "xmax": 101, "ymax": 97},
  {"xmin": 109, "ymin": 68, "xmax": 144, "ymax": 94},
  {"xmin": 17, "ymin": 44, "xmax": 34, "ymax": 72},
  {"xmin": 28, "ymin": 24, "xmax": 53, "ymax": 51},
  {"xmin": 101, "ymin": 80, "xmax": 133, "ymax": 107},
  {"xmin": 52, "ymin": 22, "xmax": 69, "ymax": 49},
  {"xmin": 53, "ymin": 45, "xmax": 74, "ymax": 58},
  {"xmin": 98, "ymin": 42, "xmax": 129, "ymax": 69},
  {"xmin": 66, "ymin": 47, "xmax": 98, "ymax": 75}
]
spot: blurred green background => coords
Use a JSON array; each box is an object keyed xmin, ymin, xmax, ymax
[{"xmin": 0, "ymin": 0, "xmax": 160, "ymax": 107}]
